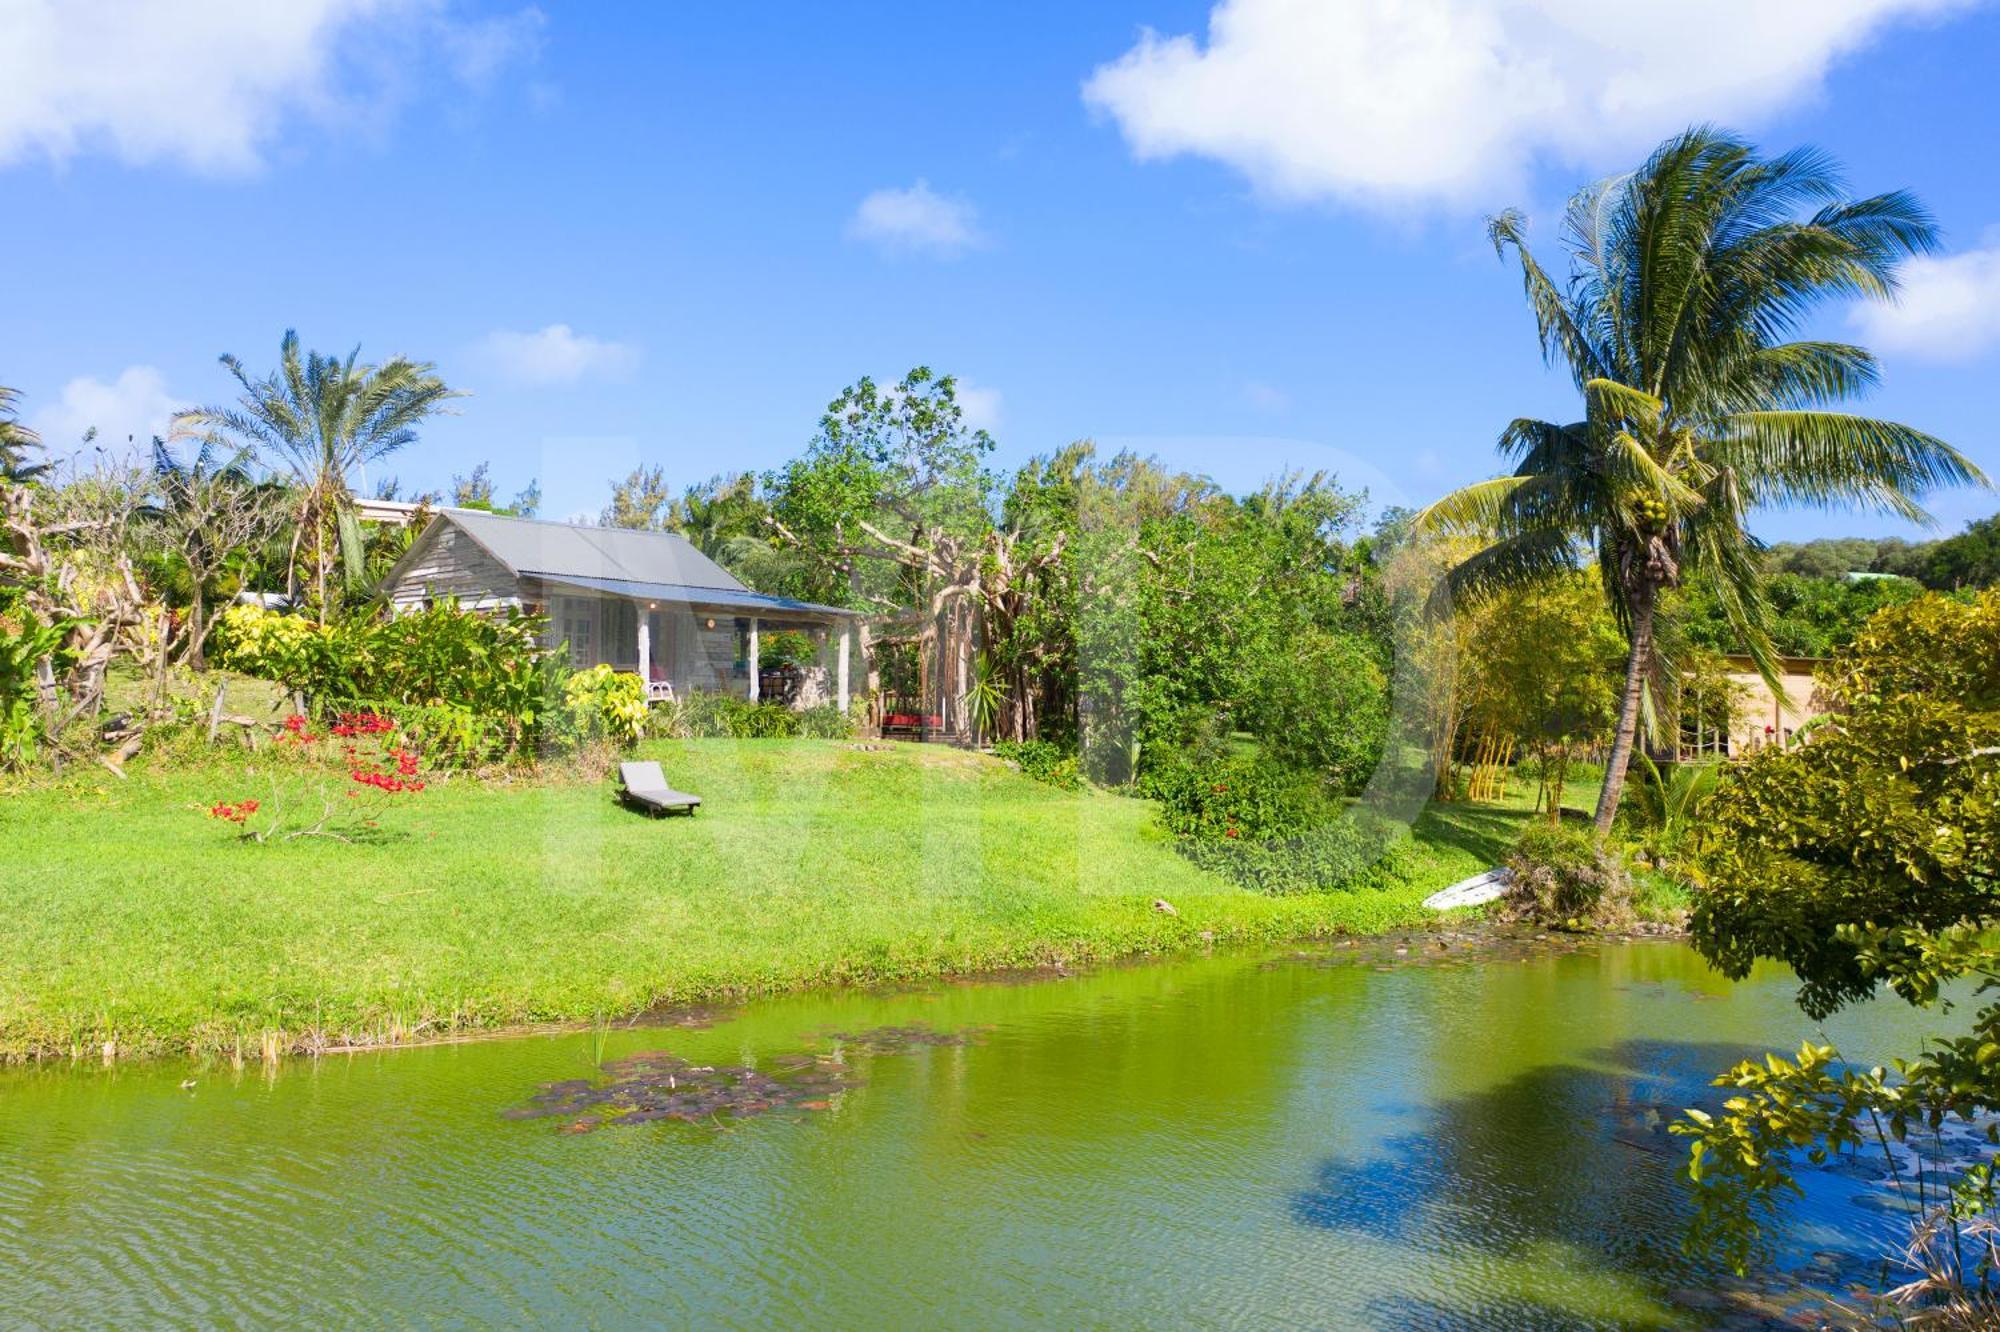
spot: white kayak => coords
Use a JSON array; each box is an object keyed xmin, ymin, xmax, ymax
[{"xmin": 1423, "ymin": 868, "xmax": 1512, "ymax": 911}]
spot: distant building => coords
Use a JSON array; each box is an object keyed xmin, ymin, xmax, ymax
[{"xmin": 1720, "ymin": 654, "xmax": 1824, "ymax": 754}]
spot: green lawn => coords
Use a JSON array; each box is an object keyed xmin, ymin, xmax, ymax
[{"xmin": 0, "ymin": 739, "xmax": 1533, "ymax": 1060}]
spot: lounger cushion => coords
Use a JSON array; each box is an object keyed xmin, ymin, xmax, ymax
[{"xmin": 618, "ymin": 761, "xmax": 701, "ymax": 810}]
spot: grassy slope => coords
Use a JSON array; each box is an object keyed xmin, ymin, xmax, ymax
[{"xmin": 0, "ymin": 740, "xmax": 1532, "ymax": 1060}]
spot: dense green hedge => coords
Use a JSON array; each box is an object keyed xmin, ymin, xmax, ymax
[
  {"xmin": 655, "ymin": 692, "xmax": 853, "ymax": 740},
  {"xmin": 991, "ymin": 739, "xmax": 1083, "ymax": 790},
  {"xmin": 1176, "ymin": 817, "xmax": 1407, "ymax": 896},
  {"xmin": 1142, "ymin": 748, "xmax": 1404, "ymax": 894}
]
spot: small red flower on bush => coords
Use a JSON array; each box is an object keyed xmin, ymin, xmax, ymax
[
  {"xmin": 330, "ymin": 710, "xmax": 395, "ymax": 738},
  {"xmin": 207, "ymin": 798, "xmax": 261, "ymax": 824},
  {"xmin": 1223, "ymin": 825, "xmax": 1240, "ymax": 838},
  {"xmin": 281, "ymin": 714, "xmax": 319, "ymax": 744},
  {"xmin": 349, "ymin": 747, "xmax": 427, "ymax": 794}
]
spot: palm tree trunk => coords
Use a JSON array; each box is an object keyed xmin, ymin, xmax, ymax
[
  {"xmin": 1594, "ymin": 584, "xmax": 1657, "ymax": 835},
  {"xmin": 315, "ymin": 511, "xmax": 328, "ymax": 625},
  {"xmin": 283, "ymin": 508, "xmax": 306, "ymax": 604}
]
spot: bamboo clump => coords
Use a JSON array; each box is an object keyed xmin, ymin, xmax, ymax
[{"xmin": 1464, "ymin": 731, "xmax": 1514, "ymax": 803}]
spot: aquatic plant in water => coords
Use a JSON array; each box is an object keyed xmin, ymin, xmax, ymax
[{"xmin": 509, "ymin": 1025, "xmax": 985, "ymax": 1134}]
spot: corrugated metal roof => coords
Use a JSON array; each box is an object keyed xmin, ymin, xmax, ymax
[
  {"xmin": 445, "ymin": 509, "xmax": 749, "ymax": 592},
  {"xmin": 528, "ymin": 572, "xmax": 858, "ymax": 619}
]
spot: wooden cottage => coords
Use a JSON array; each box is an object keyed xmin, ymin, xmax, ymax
[{"xmin": 380, "ymin": 509, "xmax": 860, "ymax": 711}]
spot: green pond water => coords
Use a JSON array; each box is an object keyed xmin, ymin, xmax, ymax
[{"xmin": 0, "ymin": 940, "xmax": 1950, "ymax": 1328}]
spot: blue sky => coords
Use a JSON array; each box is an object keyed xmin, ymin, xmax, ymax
[{"xmin": 5, "ymin": 0, "xmax": 1998, "ymax": 539}]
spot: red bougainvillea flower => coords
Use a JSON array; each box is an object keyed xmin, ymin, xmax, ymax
[
  {"xmin": 206, "ymin": 798, "xmax": 259, "ymax": 824},
  {"xmin": 330, "ymin": 711, "xmax": 395, "ymax": 738},
  {"xmin": 1223, "ymin": 826, "xmax": 1240, "ymax": 838},
  {"xmin": 349, "ymin": 764, "xmax": 426, "ymax": 794}
]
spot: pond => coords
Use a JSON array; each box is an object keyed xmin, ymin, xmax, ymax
[{"xmin": 0, "ymin": 939, "xmax": 1948, "ymax": 1328}]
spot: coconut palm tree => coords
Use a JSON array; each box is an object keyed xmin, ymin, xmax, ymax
[
  {"xmin": 1417, "ymin": 128, "xmax": 1985, "ymax": 833},
  {"xmin": 172, "ymin": 331, "xmax": 461, "ymax": 621},
  {"xmin": 0, "ymin": 385, "xmax": 49, "ymax": 482}
]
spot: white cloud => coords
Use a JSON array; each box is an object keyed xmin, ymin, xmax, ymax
[
  {"xmin": 478, "ymin": 324, "xmax": 640, "ymax": 385},
  {"xmin": 1243, "ymin": 380, "xmax": 1289, "ymax": 413},
  {"xmin": 31, "ymin": 366, "xmax": 187, "ymax": 453},
  {"xmin": 1083, "ymin": 0, "xmax": 1968, "ymax": 209},
  {"xmin": 438, "ymin": 6, "xmax": 545, "ymax": 89},
  {"xmin": 956, "ymin": 381, "xmax": 1003, "ymax": 434},
  {"xmin": 846, "ymin": 180, "xmax": 984, "ymax": 257},
  {"xmin": 0, "ymin": 1, "xmax": 542, "ymax": 175},
  {"xmin": 1851, "ymin": 239, "xmax": 2000, "ymax": 362}
]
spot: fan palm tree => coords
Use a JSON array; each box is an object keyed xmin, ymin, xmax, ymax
[
  {"xmin": 0, "ymin": 385, "xmax": 49, "ymax": 482},
  {"xmin": 1417, "ymin": 128, "xmax": 1985, "ymax": 834},
  {"xmin": 172, "ymin": 331, "xmax": 462, "ymax": 621}
]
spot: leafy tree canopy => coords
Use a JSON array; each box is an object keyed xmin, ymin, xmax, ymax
[{"xmin": 1679, "ymin": 590, "xmax": 2000, "ymax": 1277}]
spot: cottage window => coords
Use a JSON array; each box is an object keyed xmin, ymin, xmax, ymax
[
  {"xmin": 561, "ymin": 599, "xmax": 594, "ymax": 668},
  {"xmin": 604, "ymin": 600, "xmax": 637, "ymax": 665}
]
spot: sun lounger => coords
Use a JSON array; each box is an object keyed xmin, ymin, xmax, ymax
[{"xmin": 617, "ymin": 761, "xmax": 701, "ymax": 816}]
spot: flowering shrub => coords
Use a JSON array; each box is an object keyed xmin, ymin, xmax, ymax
[
  {"xmin": 351, "ymin": 746, "xmax": 426, "ymax": 794},
  {"xmin": 330, "ymin": 710, "xmax": 395, "ymax": 737},
  {"xmin": 204, "ymin": 719, "xmax": 429, "ymax": 843}
]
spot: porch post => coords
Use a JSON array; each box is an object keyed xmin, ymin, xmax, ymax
[
  {"xmin": 636, "ymin": 607, "xmax": 651, "ymax": 691},
  {"xmin": 836, "ymin": 621, "xmax": 850, "ymax": 714},
  {"xmin": 747, "ymin": 617, "xmax": 760, "ymax": 701}
]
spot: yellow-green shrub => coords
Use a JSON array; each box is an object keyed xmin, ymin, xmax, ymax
[{"xmin": 562, "ymin": 664, "xmax": 647, "ymax": 748}]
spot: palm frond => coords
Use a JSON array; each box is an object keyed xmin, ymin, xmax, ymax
[
  {"xmin": 1716, "ymin": 411, "xmax": 1988, "ymax": 518},
  {"xmin": 1489, "ymin": 209, "xmax": 1612, "ymax": 385},
  {"xmin": 1428, "ymin": 528, "xmax": 1583, "ymax": 615},
  {"xmin": 1410, "ymin": 475, "xmax": 1535, "ymax": 538},
  {"xmin": 1582, "ymin": 378, "xmax": 1664, "ymax": 431}
]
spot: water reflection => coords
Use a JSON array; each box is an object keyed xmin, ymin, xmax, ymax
[
  {"xmin": 0, "ymin": 942, "xmax": 1947, "ymax": 1327},
  {"xmin": 1293, "ymin": 1040, "xmax": 1772, "ymax": 1328}
]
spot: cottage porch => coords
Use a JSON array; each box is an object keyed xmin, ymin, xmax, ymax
[{"xmin": 526, "ymin": 577, "xmax": 855, "ymax": 712}]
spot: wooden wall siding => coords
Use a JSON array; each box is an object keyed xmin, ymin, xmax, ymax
[
  {"xmin": 387, "ymin": 526, "xmax": 520, "ymax": 612},
  {"xmin": 690, "ymin": 618, "xmax": 746, "ymax": 695}
]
